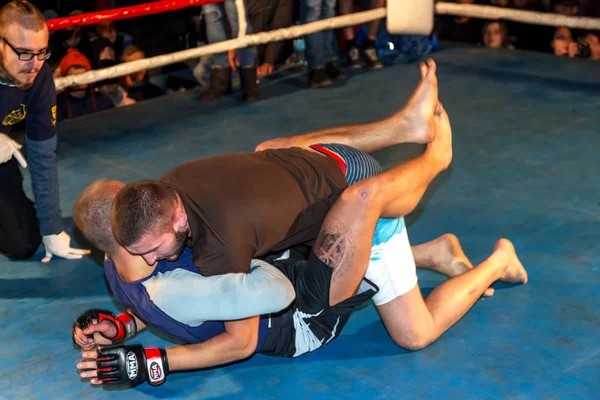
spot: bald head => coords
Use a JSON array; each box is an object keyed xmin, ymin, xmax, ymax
[
  {"xmin": 0, "ymin": 1, "xmax": 47, "ymax": 34},
  {"xmin": 73, "ymin": 179, "xmax": 126, "ymax": 256}
]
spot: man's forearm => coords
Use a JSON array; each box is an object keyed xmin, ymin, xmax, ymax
[
  {"xmin": 26, "ymin": 135, "xmax": 63, "ymax": 235},
  {"xmin": 165, "ymin": 318, "xmax": 259, "ymax": 371},
  {"xmin": 131, "ymin": 312, "xmax": 147, "ymax": 333}
]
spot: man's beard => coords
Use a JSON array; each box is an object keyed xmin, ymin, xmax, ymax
[
  {"xmin": 163, "ymin": 229, "xmax": 189, "ymax": 262},
  {"xmin": 0, "ymin": 53, "xmax": 37, "ymax": 91}
]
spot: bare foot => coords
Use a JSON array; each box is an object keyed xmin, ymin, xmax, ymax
[
  {"xmin": 255, "ymin": 137, "xmax": 292, "ymax": 152},
  {"xmin": 494, "ymin": 238, "xmax": 528, "ymax": 284},
  {"xmin": 427, "ymin": 101, "xmax": 452, "ymax": 170},
  {"xmin": 395, "ymin": 59, "xmax": 439, "ymax": 144},
  {"xmin": 414, "ymin": 234, "xmax": 494, "ymax": 297}
]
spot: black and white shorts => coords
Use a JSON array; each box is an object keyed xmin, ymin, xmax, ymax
[{"xmin": 260, "ymin": 251, "xmax": 378, "ymax": 358}]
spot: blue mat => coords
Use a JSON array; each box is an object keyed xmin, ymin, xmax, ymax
[{"xmin": 1, "ymin": 44, "xmax": 598, "ymax": 399}]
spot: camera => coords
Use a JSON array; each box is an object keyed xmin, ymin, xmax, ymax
[{"xmin": 577, "ymin": 38, "xmax": 592, "ymax": 58}]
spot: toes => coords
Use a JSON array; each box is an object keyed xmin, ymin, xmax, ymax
[
  {"xmin": 427, "ymin": 59, "xmax": 437, "ymax": 75},
  {"xmin": 420, "ymin": 62, "xmax": 427, "ymax": 79}
]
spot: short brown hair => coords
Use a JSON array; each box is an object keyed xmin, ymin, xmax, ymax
[
  {"xmin": 122, "ymin": 44, "xmax": 144, "ymax": 59},
  {"xmin": 111, "ymin": 181, "xmax": 179, "ymax": 247},
  {"xmin": 0, "ymin": 1, "xmax": 47, "ymax": 33},
  {"xmin": 73, "ymin": 179, "xmax": 125, "ymax": 256}
]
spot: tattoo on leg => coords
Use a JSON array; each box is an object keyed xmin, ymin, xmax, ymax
[{"xmin": 315, "ymin": 219, "xmax": 355, "ymax": 281}]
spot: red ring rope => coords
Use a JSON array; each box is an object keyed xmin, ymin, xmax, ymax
[{"xmin": 47, "ymin": 0, "xmax": 226, "ymax": 31}]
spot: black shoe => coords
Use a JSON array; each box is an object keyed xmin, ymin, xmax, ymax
[
  {"xmin": 309, "ymin": 67, "xmax": 332, "ymax": 88},
  {"xmin": 325, "ymin": 62, "xmax": 346, "ymax": 81},
  {"xmin": 199, "ymin": 66, "xmax": 232, "ymax": 102},
  {"xmin": 240, "ymin": 66, "xmax": 260, "ymax": 102},
  {"xmin": 362, "ymin": 46, "xmax": 384, "ymax": 69},
  {"xmin": 346, "ymin": 46, "xmax": 363, "ymax": 69}
]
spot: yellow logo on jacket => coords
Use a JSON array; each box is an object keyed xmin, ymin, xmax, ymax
[
  {"xmin": 51, "ymin": 105, "xmax": 57, "ymax": 127},
  {"xmin": 2, "ymin": 104, "xmax": 26, "ymax": 126}
]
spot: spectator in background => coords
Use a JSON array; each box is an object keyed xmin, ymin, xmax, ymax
[
  {"xmin": 199, "ymin": 0, "xmax": 260, "ymax": 102},
  {"xmin": 96, "ymin": 59, "xmax": 136, "ymax": 107},
  {"xmin": 550, "ymin": 26, "xmax": 573, "ymax": 56},
  {"xmin": 435, "ymin": 0, "xmax": 484, "ymax": 47},
  {"xmin": 300, "ymin": 0, "xmax": 345, "ymax": 88},
  {"xmin": 244, "ymin": 0, "xmax": 295, "ymax": 77},
  {"xmin": 95, "ymin": 20, "xmax": 133, "ymax": 61},
  {"xmin": 584, "ymin": 31, "xmax": 600, "ymax": 60},
  {"xmin": 502, "ymin": 0, "xmax": 554, "ymax": 52},
  {"xmin": 121, "ymin": 45, "xmax": 166, "ymax": 101},
  {"xmin": 481, "ymin": 20, "xmax": 514, "ymax": 49},
  {"xmin": 49, "ymin": 10, "xmax": 93, "ymax": 76},
  {"xmin": 55, "ymin": 49, "xmax": 113, "ymax": 121},
  {"xmin": 89, "ymin": 37, "xmax": 115, "ymax": 69},
  {"xmin": 338, "ymin": 0, "xmax": 384, "ymax": 69},
  {"xmin": 565, "ymin": 30, "xmax": 600, "ymax": 60}
]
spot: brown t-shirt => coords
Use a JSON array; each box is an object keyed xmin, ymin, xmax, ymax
[{"xmin": 160, "ymin": 147, "xmax": 347, "ymax": 277}]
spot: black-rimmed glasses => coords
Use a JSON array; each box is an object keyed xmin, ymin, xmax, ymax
[{"xmin": 0, "ymin": 36, "xmax": 51, "ymax": 61}]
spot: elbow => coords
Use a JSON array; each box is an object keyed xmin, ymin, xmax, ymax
[
  {"xmin": 270, "ymin": 280, "xmax": 296, "ymax": 313},
  {"xmin": 238, "ymin": 340, "xmax": 257, "ymax": 359},
  {"xmin": 233, "ymin": 331, "xmax": 260, "ymax": 359}
]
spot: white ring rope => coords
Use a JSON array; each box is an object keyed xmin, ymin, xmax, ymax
[
  {"xmin": 235, "ymin": 0, "xmax": 248, "ymax": 38},
  {"xmin": 436, "ymin": 3, "xmax": 600, "ymax": 30},
  {"xmin": 54, "ymin": 8, "xmax": 386, "ymax": 90},
  {"xmin": 53, "ymin": 2, "xmax": 600, "ymax": 90}
]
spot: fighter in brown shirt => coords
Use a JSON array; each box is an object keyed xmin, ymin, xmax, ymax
[{"xmin": 111, "ymin": 60, "xmax": 439, "ymax": 280}]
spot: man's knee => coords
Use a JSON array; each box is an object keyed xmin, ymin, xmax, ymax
[
  {"xmin": 202, "ymin": 4, "xmax": 224, "ymax": 22},
  {"xmin": 390, "ymin": 330, "xmax": 433, "ymax": 352},
  {"xmin": 1, "ymin": 236, "xmax": 41, "ymax": 260},
  {"xmin": 341, "ymin": 178, "xmax": 384, "ymax": 208},
  {"xmin": 322, "ymin": 0, "xmax": 337, "ymax": 18},
  {"xmin": 300, "ymin": 0, "xmax": 324, "ymax": 22}
]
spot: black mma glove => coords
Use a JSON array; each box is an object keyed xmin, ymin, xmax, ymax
[
  {"xmin": 96, "ymin": 345, "xmax": 169, "ymax": 387},
  {"xmin": 75, "ymin": 309, "xmax": 137, "ymax": 343}
]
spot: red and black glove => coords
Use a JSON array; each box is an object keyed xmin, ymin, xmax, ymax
[
  {"xmin": 74, "ymin": 309, "xmax": 137, "ymax": 343},
  {"xmin": 96, "ymin": 345, "xmax": 169, "ymax": 387}
]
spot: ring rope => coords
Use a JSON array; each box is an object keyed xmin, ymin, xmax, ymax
[
  {"xmin": 52, "ymin": 2, "xmax": 600, "ymax": 89},
  {"xmin": 235, "ymin": 0, "xmax": 248, "ymax": 39},
  {"xmin": 47, "ymin": 0, "xmax": 223, "ymax": 31},
  {"xmin": 436, "ymin": 3, "xmax": 600, "ymax": 30},
  {"xmin": 54, "ymin": 8, "xmax": 386, "ymax": 90}
]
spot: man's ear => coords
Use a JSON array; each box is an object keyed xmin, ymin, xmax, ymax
[{"xmin": 173, "ymin": 209, "xmax": 189, "ymax": 232}]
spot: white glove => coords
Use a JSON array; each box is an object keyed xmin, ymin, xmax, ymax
[
  {"xmin": 0, "ymin": 133, "xmax": 27, "ymax": 167},
  {"xmin": 42, "ymin": 231, "xmax": 90, "ymax": 263}
]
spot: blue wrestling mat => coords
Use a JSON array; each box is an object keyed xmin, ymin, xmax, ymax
[{"xmin": 1, "ymin": 43, "xmax": 599, "ymax": 399}]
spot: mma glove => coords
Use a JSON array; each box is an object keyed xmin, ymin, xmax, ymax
[
  {"xmin": 96, "ymin": 345, "xmax": 169, "ymax": 387},
  {"xmin": 75, "ymin": 309, "xmax": 137, "ymax": 343}
]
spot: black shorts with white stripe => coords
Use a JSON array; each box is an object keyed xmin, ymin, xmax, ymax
[{"xmin": 260, "ymin": 251, "xmax": 378, "ymax": 358}]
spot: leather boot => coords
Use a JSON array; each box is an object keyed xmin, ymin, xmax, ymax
[
  {"xmin": 199, "ymin": 66, "xmax": 232, "ymax": 102},
  {"xmin": 239, "ymin": 66, "xmax": 260, "ymax": 103}
]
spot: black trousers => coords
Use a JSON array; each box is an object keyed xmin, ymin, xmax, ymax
[{"xmin": 0, "ymin": 158, "xmax": 42, "ymax": 259}]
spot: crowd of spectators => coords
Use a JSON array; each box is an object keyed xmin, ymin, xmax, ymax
[{"xmin": 23, "ymin": 0, "xmax": 597, "ymax": 122}]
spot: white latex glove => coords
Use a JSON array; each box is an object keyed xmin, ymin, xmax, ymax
[
  {"xmin": 0, "ymin": 133, "xmax": 27, "ymax": 167},
  {"xmin": 42, "ymin": 231, "xmax": 90, "ymax": 263}
]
